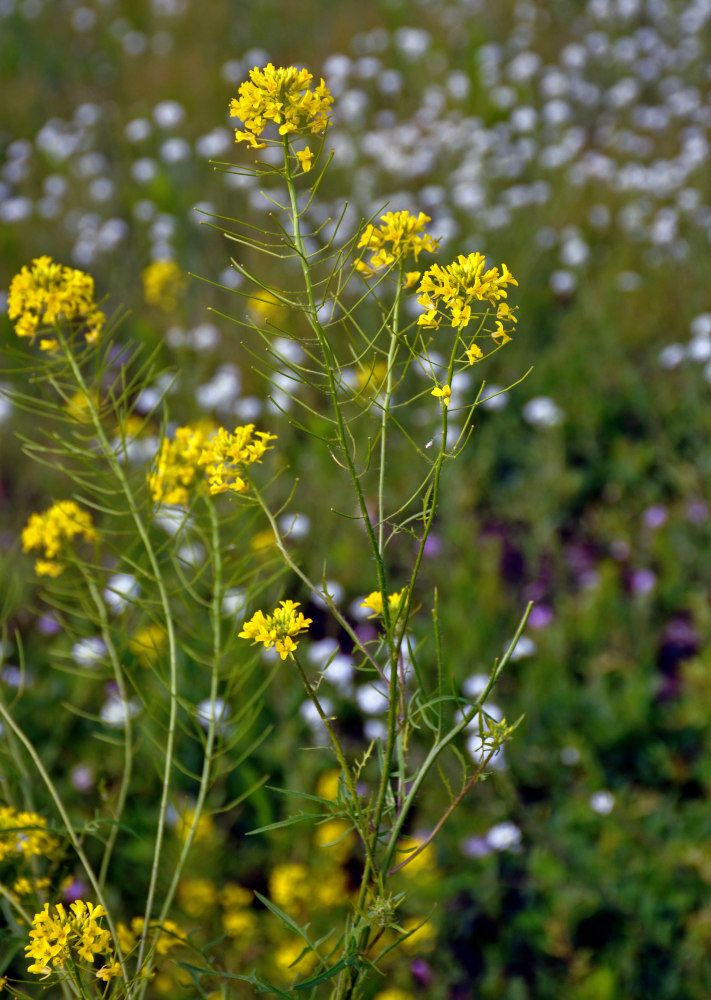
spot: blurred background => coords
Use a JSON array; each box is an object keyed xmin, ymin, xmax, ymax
[{"xmin": 2, "ymin": 0, "xmax": 711, "ymax": 997}]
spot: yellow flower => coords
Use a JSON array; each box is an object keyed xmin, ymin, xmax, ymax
[
  {"xmin": 417, "ymin": 252, "xmax": 518, "ymax": 340},
  {"xmin": 239, "ymin": 600, "xmax": 312, "ymax": 660},
  {"xmin": 356, "ymin": 211, "xmax": 439, "ymax": 277},
  {"xmin": 247, "ymin": 289, "xmax": 285, "ymax": 325},
  {"xmin": 0, "ymin": 807, "xmax": 59, "ymax": 862},
  {"xmin": 273, "ymin": 938, "xmax": 318, "ymax": 980},
  {"xmin": 21, "ymin": 501, "xmax": 96, "ymax": 577},
  {"xmin": 465, "ymin": 343, "xmax": 484, "ymax": 364},
  {"xmin": 8, "ymin": 255, "xmax": 105, "ymax": 348},
  {"xmin": 431, "ymin": 383, "xmax": 451, "ymax": 406},
  {"xmin": 394, "ymin": 836, "xmax": 438, "ymax": 880},
  {"xmin": 222, "ymin": 908, "xmax": 257, "ymax": 939},
  {"xmin": 296, "ymin": 146, "xmax": 314, "ymax": 172},
  {"xmin": 96, "ymin": 960, "xmax": 122, "ymax": 981},
  {"xmin": 230, "ymin": 64, "xmax": 332, "ymax": 149},
  {"xmin": 197, "ymin": 424, "xmax": 277, "ymax": 496},
  {"xmin": 314, "ymin": 819, "xmax": 355, "ymax": 863},
  {"xmin": 142, "ymin": 259, "xmax": 187, "ymax": 312},
  {"xmin": 178, "ymin": 878, "xmax": 219, "ymax": 918},
  {"xmin": 400, "ymin": 915, "xmax": 437, "ymax": 954},
  {"xmin": 269, "ymin": 862, "xmax": 310, "ymax": 913},
  {"xmin": 374, "ymin": 990, "xmax": 415, "ymax": 1000},
  {"xmin": 25, "ymin": 901, "xmax": 115, "ymax": 978},
  {"xmin": 148, "ymin": 424, "xmax": 209, "ymax": 506},
  {"xmin": 360, "ymin": 587, "xmax": 408, "ymax": 620},
  {"xmin": 403, "ymin": 270, "xmax": 421, "ymax": 289},
  {"xmin": 221, "ymin": 883, "xmax": 253, "ymax": 909},
  {"xmin": 66, "ymin": 389, "xmax": 99, "ymax": 422},
  {"xmin": 315, "ymin": 769, "xmax": 341, "ymax": 801},
  {"xmin": 129, "ymin": 624, "xmax": 166, "ymax": 667}
]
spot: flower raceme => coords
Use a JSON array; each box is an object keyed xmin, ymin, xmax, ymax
[
  {"xmin": 8, "ymin": 255, "xmax": 105, "ymax": 351},
  {"xmin": 239, "ymin": 600, "xmax": 312, "ymax": 660},
  {"xmin": 142, "ymin": 259, "xmax": 188, "ymax": 312},
  {"xmin": 25, "ymin": 901, "xmax": 121, "ymax": 981},
  {"xmin": 417, "ymin": 251, "xmax": 519, "ymax": 351},
  {"xmin": 356, "ymin": 211, "xmax": 440, "ymax": 279},
  {"xmin": 360, "ymin": 587, "xmax": 408, "ymax": 620},
  {"xmin": 149, "ymin": 424, "xmax": 209, "ymax": 506},
  {"xmin": 0, "ymin": 806, "xmax": 59, "ymax": 862},
  {"xmin": 230, "ymin": 64, "xmax": 333, "ymax": 150},
  {"xmin": 148, "ymin": 423, "xmax": 277, "ymax": 503},
  {"xmin": 21, "ymin": 500, "xmax": 96, "ymax": 577},
  {"xmin": 197, "ymin": 424, "xmax": 278, "ymax": 496}
]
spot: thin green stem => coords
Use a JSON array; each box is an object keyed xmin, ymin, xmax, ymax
[
  {"xmin": 78, "ymin": 569, "xmax": 133, "ymax": 891},
  {"xmin": 151, "ymin": 498, "xmax": 223, "ymax": 936},
  {"xmin": 377, "ymin": 270, "xmax": 403, "ymax": 555},
  {"xmin": 55, "ymin": 335, "xmax": 179, "ymax": 990}
]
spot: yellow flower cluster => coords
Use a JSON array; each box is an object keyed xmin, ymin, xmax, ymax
[
  {"xmin": 0, "ymin": 806, "xmax": 59, "ymax": 862},
  {"xmin": 360, "ymin": 587, "xmax": 408, "ymax": 620},
  {"xmin": 8, "ymin": 255, "xmax": 104, "ymax": 351},
  {"xmin": 417, "ymin": 252, "xmax": 519, "ymax": 349},
  {"xmin": 230, "ymin": 64, "xmax": 332, "ymax": 149},
  {"xmin": 25, "ymin": 901, "xmax": 121, "ymax": 981},
  {"xmin": 129, "ymin": 624, "xmax": 167, "ymax": 666},
  {"xmin": 142, "ymin": 259, "xmax": 187, "ymax": 312},
  {"xmin": 356, "ymin": 211, "xmax": 439, "ymax": 278},
  {"xmin": 21, "ymin": 500, "xmax": 96, "ymax": 577},
  {"xmin": 148, "ymin": 425, "xmax": 208, "ymax": 506},
  {"xmin": 116, "ymin": 916, "xmax": 186, "ymax": 959},
  {"xmin": 197, "ymin": 424, "xmax": 277, "ymax": 495},
  {"xmin": 239, "ymin": 600, "xmax": 312, "ymax": 659}
]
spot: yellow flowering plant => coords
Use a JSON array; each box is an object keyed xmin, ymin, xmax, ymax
[
  {"xmin": 0, "ymin": 61, "xmax": 531, "ymax": 1000},
  {"xmin": 201, "ymin": 61, "xmax": 531, "ymax": 1000},
  {"xmin": 2, "ymin": 250, "xmax": 283, "ymax": 998}
]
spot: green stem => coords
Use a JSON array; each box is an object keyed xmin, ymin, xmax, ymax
[
  {"xmin": 377, "ymin": 270, "xmax": 403, "ymax": 555},
  {"xmin": 56, "ymin": 334, "xmax": 179, "ymax": 991},
  {"xmin": 78, "ymin": 569, "xmax": 133, "ymax": 892},
  {"xmin": 150, "ymin": 498, "xmax": 223, "ymax": 934}
]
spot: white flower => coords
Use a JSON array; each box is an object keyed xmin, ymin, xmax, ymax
[
  {"xmin": 505, "ymin": 634, "xmax": 537, "ymax": 661},
  {"xmin": 72, "ymin": 637, "xmax": 107, "ymax": 668},
  {"xmin": 196, "ymin": 698, "xmax": 229, "ymax": 730},
  {"xmin": 590, "ymin": 790, "xmax": 615, "ymax": 815},
  {"xmin": 103, "ymin": 573, "xmax": 139, "ymax": 614},
  {"xmin": 355, "ymin": 684, "xmax": 389, "ymax": 715},
  {"xmin": 101, "ymin": 696, "xmax": 141, "ymax": 728},
  {"xmin": 486, "ymin": 821, "xmax": 522, "ymax": 851},
  {"xmin": 523, "ymin": 396, "xmax": 564, "ymax": 428},
  {"xmin": 222, "ymin": 588, "xmax": 247, "ymax": 617}
]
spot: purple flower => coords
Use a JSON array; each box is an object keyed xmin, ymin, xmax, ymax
[
  {"xmin": 461, "ymin": 835, "xmax": 493, "ymax": 858},
  {"xmin": 642, "ymin": 504, "xmax": 668, "ymax": 530},
  {"xmin": 630, "ymin": 569, "xmax": 656, "ymax": 595},
  {"xmin": 528, "ymin": 605, "xmax": 554, "ymax": 630}
]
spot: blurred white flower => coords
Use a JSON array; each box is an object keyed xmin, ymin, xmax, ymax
[
  {"xmin": 590, "ymin": 790, "xmax": 615, "ymax": 815},
  {"xmin": 523, "ymin": 396, "xmax": 564, "ymax": 428}
]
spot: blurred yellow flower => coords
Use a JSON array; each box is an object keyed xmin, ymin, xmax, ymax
[
  {"xmin": 8, "ymin": 255, "xmax": 104, "ymax": 348},
  {"xmin": 21, "ymin": 500, "xmax": 96, "ymax": 577},
  {"xmin": 177, "ymin": 878, "xmax": 219, "ymax": 918},
  {"xmin": 142, "ymin": 259, "xmax": 187, "ymax": 312},
  {"xmin": 148, "ymin": 424, "xmax": 209, "ymax": 506},
  {"xmin": 356, "ymin": 211, "xmax": 439, "ymax": 277},
  {"xmin": 0, "ymin": 807, "xmax": 59, "ymax": 862},
  {"xmin": 129, "ymin": 624, "xmax": 167, "ymax": 667}
]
